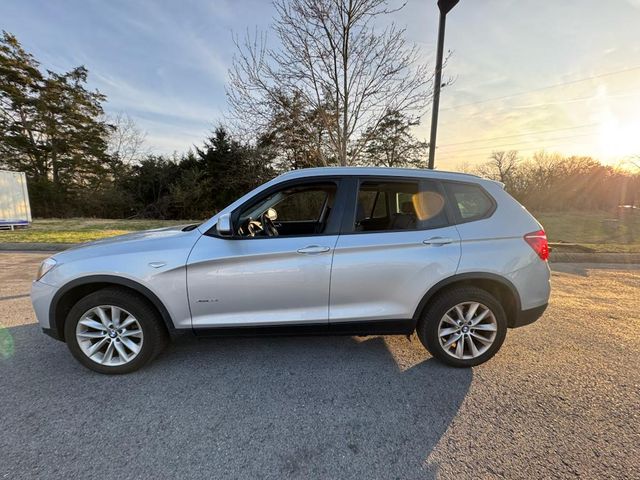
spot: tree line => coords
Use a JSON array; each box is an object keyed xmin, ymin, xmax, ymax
[
  {"xmin": 1, "ymin": 0, "xmax": 638, "ymax": 220},
  {"xmin": 470, "ymin": 151, "xmax": 639, "ymax": 212}
]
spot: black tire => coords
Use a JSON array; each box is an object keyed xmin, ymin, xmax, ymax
[
  {"xmin": 416, "ymin": 286, "xmax": 507, "ymax": 368},
  {"xmin": 64, "ymin": 288, "xmax": 168, "ymax": 374}
]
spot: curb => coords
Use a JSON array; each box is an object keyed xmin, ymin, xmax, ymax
[{"xmin": 550, "ymin": 252, "xmax": 640, "ymax": 264}]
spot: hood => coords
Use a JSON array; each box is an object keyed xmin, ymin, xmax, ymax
[
  {"xmin": 79, "ymin": 225, "xmax": 190, "ymax": 248},
  {"xmin": 52, "ymin": 225, "xmax": 199, "ymax": 263}
]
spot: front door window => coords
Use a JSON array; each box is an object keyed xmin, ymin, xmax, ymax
[{"xmin": 235, "ymin": 182, "xmax": 337, "ymax": 237}]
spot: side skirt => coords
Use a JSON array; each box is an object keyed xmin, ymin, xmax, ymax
[{"xmin": 192, "ymin": 318, "xmax": 415, "ymax": 338}]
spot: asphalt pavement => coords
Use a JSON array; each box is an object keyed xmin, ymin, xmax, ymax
[{"xmin": 0, "ymin": 252, "xmax": 638, "ymax": 479}]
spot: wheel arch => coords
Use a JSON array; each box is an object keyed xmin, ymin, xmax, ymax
[
  {"xmin": 49, "ymin": 275, "xmax": 176, "ymax": 342},
  {"xmin": 412, "ymin": 273, "xmax": 522, "ymax": 328}
]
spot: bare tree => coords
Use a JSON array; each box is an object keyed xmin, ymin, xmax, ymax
[
  {"xmin": 107, "ymin": 113, "xmax": 147, "ymax": 165},
  {"xmin": 476, "ymin": 150, "xmax": 520, "ymax": 184},
  {"xmin": 454, "ymin": 161, "xmax": 474, "ymax": 174},
  {"xmin": 228, "ymin": 0, "xmax": 432, "ymax": 166}
]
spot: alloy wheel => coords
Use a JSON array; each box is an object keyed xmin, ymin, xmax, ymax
[
  {"xmin": 75, "ymin": 305, "xmax": 144, "ymax": 366},
  {"xmin": 438, "ymin": 302, "xmax": 498, "ymax": 360}
]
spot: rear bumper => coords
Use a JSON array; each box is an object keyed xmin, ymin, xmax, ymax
[{"xmin": 511, "ymin": 303, "xmax": 548, "ymax": 328}]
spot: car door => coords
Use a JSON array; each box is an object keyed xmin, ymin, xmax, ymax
[
  {"xmin": 329, "ymin": 177, "xmax": 461, "ymax": 325},
  {"xmin": 187, "ymin": 178, "xmax": 346, "ymax": 329}
]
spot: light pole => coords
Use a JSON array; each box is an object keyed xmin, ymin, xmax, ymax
[{"xmin": 427, "ymin": 0, "xmax": 459, "ymax": 169}]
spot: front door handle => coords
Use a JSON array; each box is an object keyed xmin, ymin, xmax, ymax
[
  {"xmin": 297, "ymin": 245, "xmax": 331, "ymax": 254},
  {"xmin": 423, "ymin": 237, "xmax": 454, "ymax": 246}
]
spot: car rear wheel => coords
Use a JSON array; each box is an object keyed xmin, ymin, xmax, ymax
[
  {"xmin": 417, "ymin": 286, "xmax": 507, "ymax": 367},
  {"xmin": 64, "ymin": 288, "xmax": 168, "ymax": 374}
]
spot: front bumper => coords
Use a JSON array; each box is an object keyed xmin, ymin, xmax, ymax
[
  {"xmin": 511, "ymin": 303, "xmax": 548, "ymax": 328},
  {"xmin": 31, "ymin": 280, "xmax": 62, "ymax": 340}
]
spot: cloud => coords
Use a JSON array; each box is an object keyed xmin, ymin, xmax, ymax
[
  {"xmin": 93, "ymin": 71, "xmax": 221, "ymax": 123},
  {"xmin": 91, "ymin": 70, "xmax": 222, "ymax": 154},
  {"xmin": 144, "ymin": 130, "xmax": 204, "ymax": 155}
]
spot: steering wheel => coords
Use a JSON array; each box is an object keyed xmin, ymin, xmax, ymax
[
  {"xmin": 261, "ymin": 211, "xmax": 279, "ymax": 237},
  {"xmin": 245, "ymin": 219, "xmax": 262, "ymax": 237}
]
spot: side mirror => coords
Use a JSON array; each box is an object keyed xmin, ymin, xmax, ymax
[{"xmin": 216, "ymin": 214, "xmax": 233, "ymax": 236}]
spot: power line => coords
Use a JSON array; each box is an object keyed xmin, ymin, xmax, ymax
[
  {"xmin": 437, "ymin": 139, "xmax": 596, "ymax": 163},
  {"xmin": 436, "ymin": 132, "xmax": 596, "ymax": 155},
  {"xmin": 437, "ymin": 139, "xmax": 595, "ymax": 161},
  {"xmin": 508, "ymin": 90, "xmax": 640, "ymax": 110},
  {"xmin": 437, "ymin": 89, "xmax": 640, "ymax": 126},
  {"xmin": 437, "ymin": 123, "xmax": 598, "ymax": 148},
  {"xmin": 440, "ymin": 65, "xmax": 640, "ymax": 111},
  {"xmin": 430, "ymin": 66, "xmax": 640, "ymax": 161}
]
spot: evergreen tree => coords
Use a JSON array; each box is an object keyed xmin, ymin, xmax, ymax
[
  {"xmin": 257, "ymin": 91, "xmax": 333, "ymax": 170},
  {"xmin": 359, "ymin": 110, "xmax": 428, "ymax": 168},
  {"xmin": 195, "ymin": 127, "xmax": 275, "ymax": 212},
  {"xmin": 0, "ymin": 31, "xmax": 111, "ymax": 214}
]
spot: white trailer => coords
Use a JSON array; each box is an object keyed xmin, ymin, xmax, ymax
[{"xmin": 0, "ymin": 170, "xmax": 32, "ymax": 230}]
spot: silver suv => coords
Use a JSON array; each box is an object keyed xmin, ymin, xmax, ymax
[{"xmin": 31, "ymin": 167, "xmax": 550, "ymax": 374}]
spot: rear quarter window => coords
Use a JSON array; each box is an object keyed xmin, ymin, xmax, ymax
[{"xmin": 444, "ymin": 182, "xmax": 495, "ymax": 223}]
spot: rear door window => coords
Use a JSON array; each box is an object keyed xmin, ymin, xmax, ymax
[{"xmin": 354, "ymin": 180, "xmax": 449, "ymax": 232}]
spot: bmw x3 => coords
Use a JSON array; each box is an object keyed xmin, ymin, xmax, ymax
[{"xmin": 31, "ymin": 167, "xmax": 550, "ymax": 374}]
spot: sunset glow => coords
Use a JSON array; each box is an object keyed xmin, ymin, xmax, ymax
[
  {"xmin": 399, "ymin": 0, "xmax": 640, "ymax": 169},
  {"xmin": 597, "ymin": 111, "xmax": 640, "ymax": 160}
]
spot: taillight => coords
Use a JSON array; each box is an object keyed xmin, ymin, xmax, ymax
[{"xmin": 524, "ymin": 230, "xmax": 549, "ymax": 261}]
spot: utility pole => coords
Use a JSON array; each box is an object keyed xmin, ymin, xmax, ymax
[{"xmin": 428, "ymin": 0, "xmax": 460, "ymax": 169}]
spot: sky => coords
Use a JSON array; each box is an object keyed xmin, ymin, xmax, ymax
[{"xmin": 2, "ymin": 0, "xmax": 640, "ymax": 170}]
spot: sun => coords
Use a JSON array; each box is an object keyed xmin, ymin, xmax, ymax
[{"xmin": 597, "ymin": 115, "xmax": 640, "ymax": 160}]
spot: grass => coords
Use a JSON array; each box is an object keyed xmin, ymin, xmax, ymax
[
  {"xmin": 534, "ymin": 210, "xmax": 640, "ymax": 253},
  {"xmin": 0, "ymin": 218, "xmax": 199, "ymax": 244},
  {"xmin": 1, "ymin": 211, "xmax": 639, "ymax": 253}
]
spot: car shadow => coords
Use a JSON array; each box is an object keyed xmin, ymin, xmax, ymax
[{"xmin": 0, "ymin": 324, "xmax": 472, "ymax": 479}]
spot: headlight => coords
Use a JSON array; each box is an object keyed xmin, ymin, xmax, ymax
[{"xmin": 36, "ymin": 258, "xmax": 57, "ymax": 281}]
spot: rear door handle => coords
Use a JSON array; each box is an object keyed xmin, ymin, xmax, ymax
[
  {"xmin": 423, "ymin": 237, "xmax": 454, "ymax": 246},
  {"xmin": 297, "ymin": 245, "xmax": 331, "ymax": 254}
]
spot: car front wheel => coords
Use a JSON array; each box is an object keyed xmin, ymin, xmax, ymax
[
  {"xmin": 417, "ymin": 286, "xmax": 507, "ymax": 367},
  {"xmin": 64, "ymin": 288, "xmax": 168, "ymax": 374}
]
